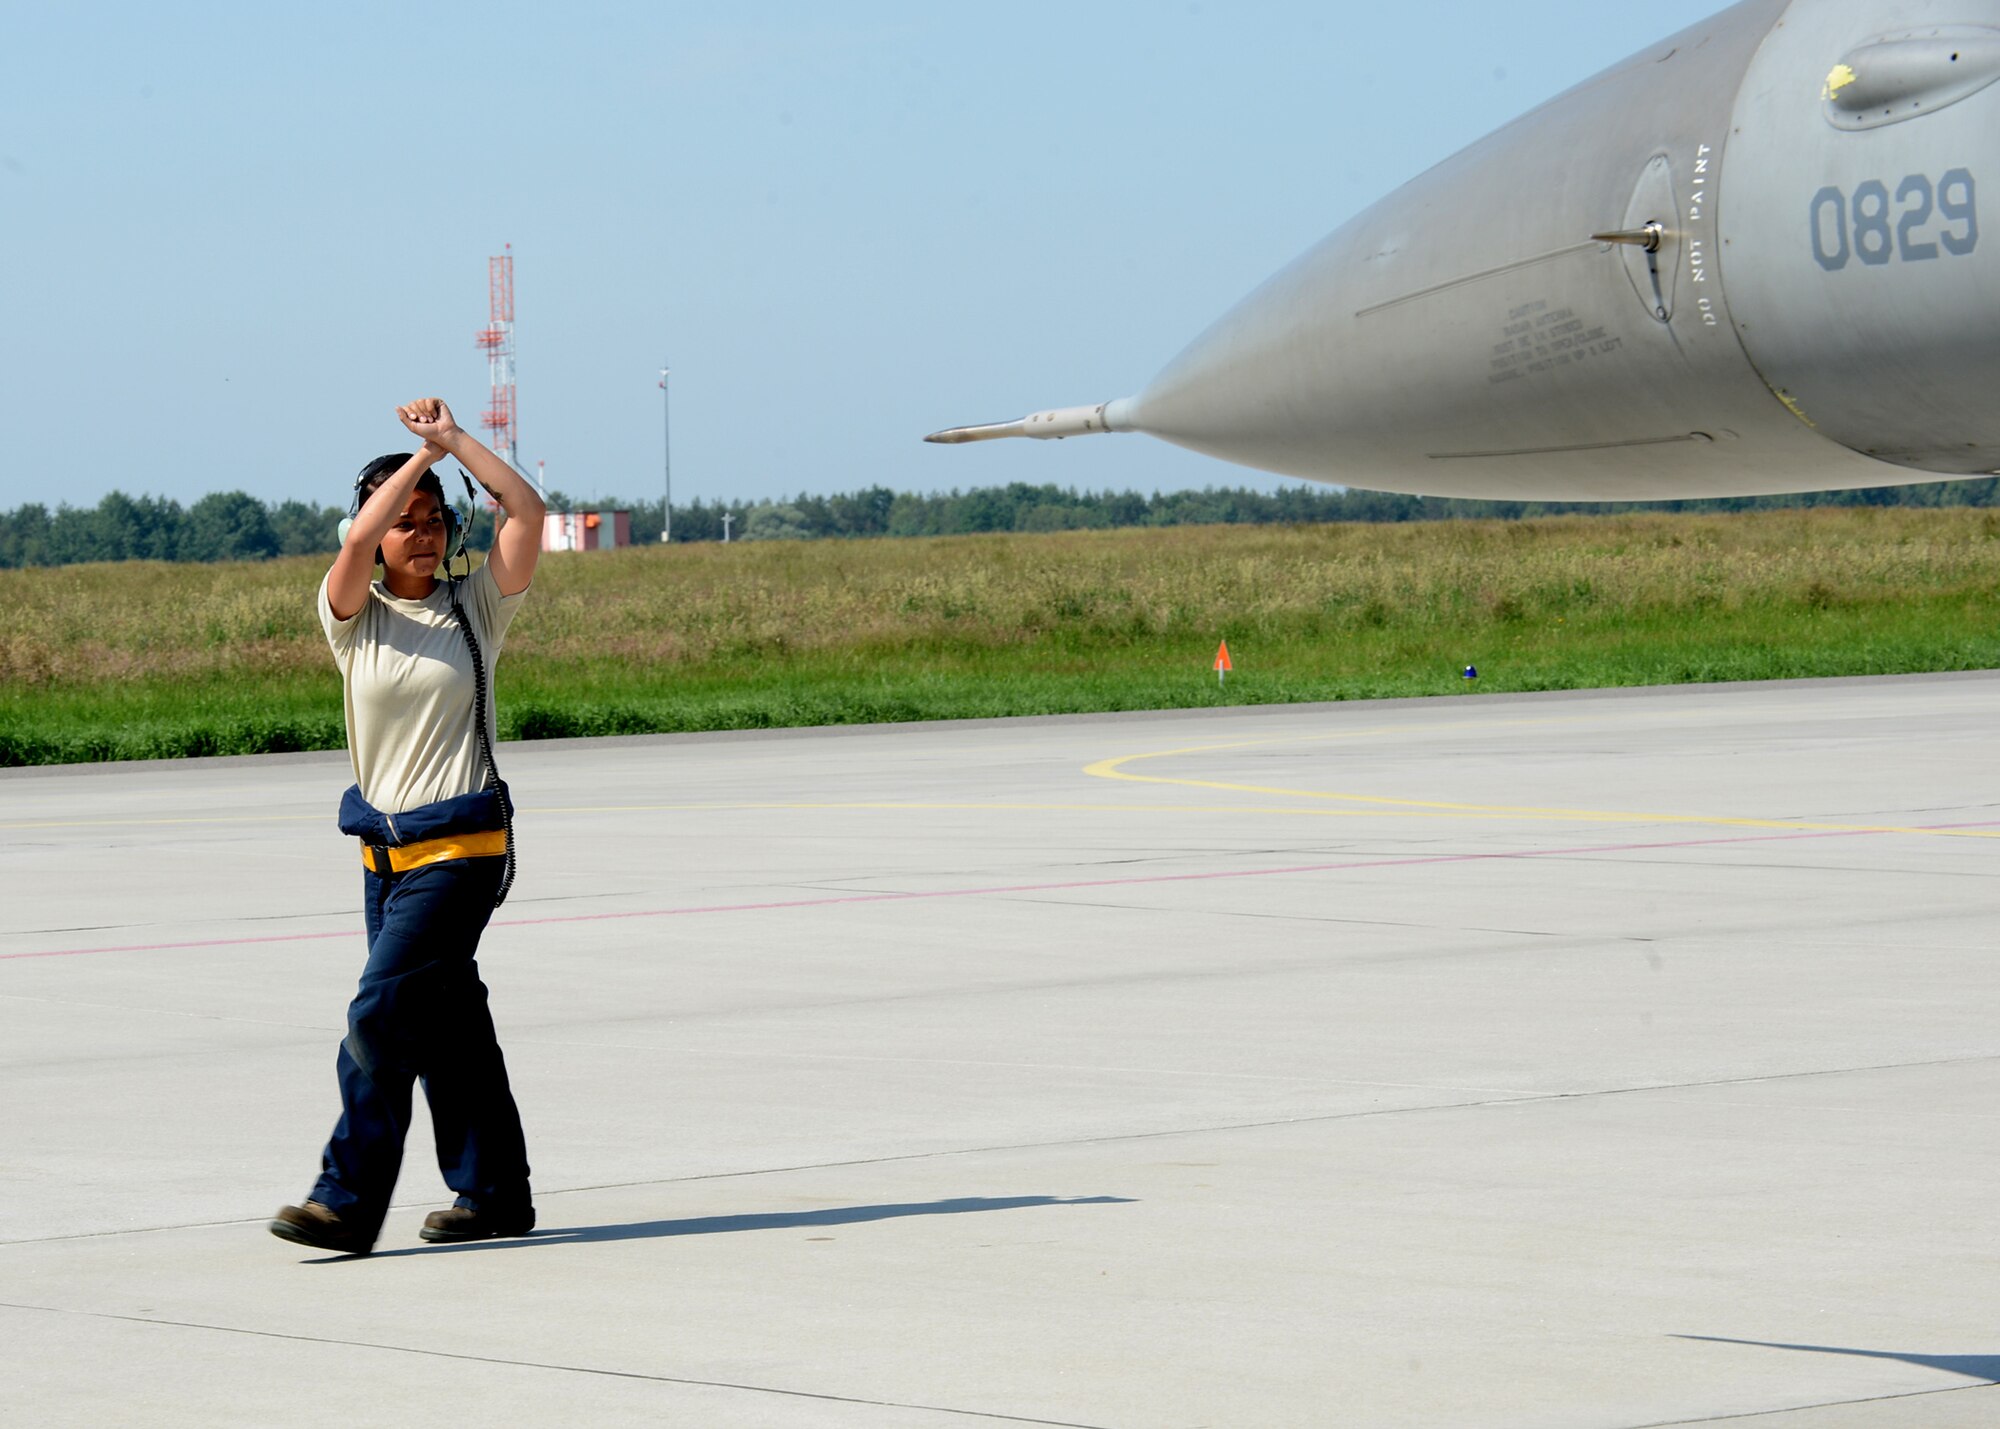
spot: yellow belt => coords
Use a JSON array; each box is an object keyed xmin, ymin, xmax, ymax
[{"xmin": 360, "ymin": 829, "xmax": 507, "ymax": 874}]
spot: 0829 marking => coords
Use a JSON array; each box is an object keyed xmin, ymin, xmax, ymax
[{"xmin": 1810, "ymin": 170, "xmax": 1977, "ymax": 270}]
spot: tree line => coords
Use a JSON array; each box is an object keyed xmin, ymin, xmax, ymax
[{"xmin": 4, "ymin": 476, "xmax": 1998, "ymax": 569}]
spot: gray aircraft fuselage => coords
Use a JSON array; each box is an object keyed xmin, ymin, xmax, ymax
[{"xmin": 929, "ymin": 0, "xmax": 2000, "ymax": 500}]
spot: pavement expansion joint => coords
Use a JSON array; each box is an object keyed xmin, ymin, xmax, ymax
[
  {"xmin": 0, "ymin": 989, "xmax": 334, "ymax": 1035},
  {"xmin": 517, "ymin": 1052, "xmax": 2000, "ymax": 1203},
  {"xmin": 7, "ymin": 1049, "xmax": 1985, "ymax": 1258},
  {"xmin": 0, "ymin": 1301, "xmax": 1115, "ymax": 1428},
  {"xmin": 1620, "ymin": 1379, "xmax": 2000, "ymax": 1427},
  {"xmin": 5, "ymin": 1054, "xmax": 1992, "ymax": 1254}
]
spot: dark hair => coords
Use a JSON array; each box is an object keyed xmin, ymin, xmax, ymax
[
  {"xmin": 351, "ymin": 455, "xmax": 450, "ymax": 570},
  {"xmin": 355, "ymin": 453, "xmax": 446, "ymax": 509}
]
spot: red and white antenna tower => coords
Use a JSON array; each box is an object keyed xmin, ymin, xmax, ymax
[{"xmin": 474, "ymin": 245, "xmax": 518, "ymax": 469}]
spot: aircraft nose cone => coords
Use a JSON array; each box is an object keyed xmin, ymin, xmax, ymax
[{"xmin": 1117, "ymin": 229, "xmax": 1360, "ymax": 480}]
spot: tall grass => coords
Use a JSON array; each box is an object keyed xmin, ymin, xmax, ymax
[{"xmin": 3, "ymin": 509, "xmax": 1997, "ymax": 764}]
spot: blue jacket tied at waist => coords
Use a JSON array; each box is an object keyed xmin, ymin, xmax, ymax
[{"xmin": 337, "ymin": 784, "xmax": 511, "ymax": 847}]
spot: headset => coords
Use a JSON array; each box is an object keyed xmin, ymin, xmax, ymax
[
  {"xmin": 336, "ymin": 458, "xmax": 514, "ymax": 905},
  {"xmin": 337, "ymin": 458, "xmax": 478, "ymax": 579}
]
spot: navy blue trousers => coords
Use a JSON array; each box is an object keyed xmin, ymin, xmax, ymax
[{"xmin": 310, "ymin": 855, "xmax": 531, "ymax": 1231}]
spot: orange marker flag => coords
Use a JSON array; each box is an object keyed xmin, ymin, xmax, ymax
[{"xmin": 1214, "ymin": 639, "xmax": 1233, "ymax": 686}]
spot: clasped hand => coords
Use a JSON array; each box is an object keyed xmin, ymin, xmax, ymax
[{"xmin": 397, "ymin": 397, "xmax": 462, "ymax": 452}]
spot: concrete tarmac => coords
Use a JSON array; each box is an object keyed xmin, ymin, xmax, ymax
[{"xmin": 4, "ymin": 673, "xmax": 1999, "ymax": 1427}]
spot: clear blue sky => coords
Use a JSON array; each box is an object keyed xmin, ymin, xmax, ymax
[{"xmin": 2, "ymin": 1, "xmax": 1726, "ymax": 512}]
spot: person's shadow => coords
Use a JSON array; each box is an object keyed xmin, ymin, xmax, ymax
[
  {"xmin": 1676, "ymin": 1336, "xmax": 2000, "ymax": 1383},
  {"xmin": 333, "ymin": 1194, "xmax": 1135, "ymax": 1261}
]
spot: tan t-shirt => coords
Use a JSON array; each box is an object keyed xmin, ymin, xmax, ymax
[{"xmin": 317, "ymin": 563, "xmax": 526, "ymax": 815}]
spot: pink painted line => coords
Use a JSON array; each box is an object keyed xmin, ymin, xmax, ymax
[
  {"xmin": 8, "ymin": 820, "xmax": 1995, "ymax": 963},
  {"xmin": 493, "ymin": 819, "xmax": 1999, "ymax": 928}
]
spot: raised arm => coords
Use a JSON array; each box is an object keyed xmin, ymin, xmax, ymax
[
  {"xmin": 397, "ymin": 398, "xmax": 546, "ymax": 596},
  {"xmin": 325, "ymin": 443, "xmax": 445, "ymax": 620}
]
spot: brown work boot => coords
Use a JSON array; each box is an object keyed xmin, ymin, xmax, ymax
[
  {"xmin": 420, "ymin": 1203, "xmax": 536, "ymax": 1243},
  {"xmin": 269, "ymin": 1200, "xmax": 375, "ymax": 1256}
]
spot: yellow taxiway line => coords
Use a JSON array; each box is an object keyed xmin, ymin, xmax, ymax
[{"xmin": 1083, "ymin": 717, "xmax": 2000, "ymax": 839}]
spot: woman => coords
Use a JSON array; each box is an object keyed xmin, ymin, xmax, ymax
[{"xmin": 271, "ymin": 397, "xmax": 546, "ymax": 1256}]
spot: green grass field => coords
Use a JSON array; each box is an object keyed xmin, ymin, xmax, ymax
[{"xmin": 3, "ymin": 508, "xmax": 1997, "ymax": 766}]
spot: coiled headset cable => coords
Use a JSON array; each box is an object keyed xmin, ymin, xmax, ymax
[
  {"xmin": 448, "ymin": 580, "xmax": 515, "ymax": 908},
  {"xmin": 442, "ymin": 470, "xmax": 514, "ymax": 909}
]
